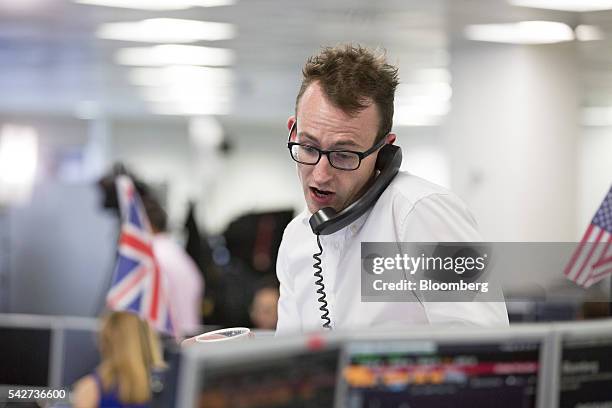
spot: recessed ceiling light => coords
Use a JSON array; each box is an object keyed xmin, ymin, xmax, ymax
[
  {"xmin": 116, "ymin": 45, "xmax": 235, "ymax": 66},
  {"xmin": 74, "ymin": 0, "xmax": 235, "ymax": 11},
  {"xmin": 509, "ymin": 0, "xmax": 612, "ymax": 12},
  {"xmin": 97, "ymin": 18, "xmax": 236, "ymax": 43},
  {"xmin": 465, "ymin": 21, "xmax": 574, "ymax": 44}
]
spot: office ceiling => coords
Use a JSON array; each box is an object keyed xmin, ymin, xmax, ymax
[{"xmin": 0, "ymin": 0, "xmax": 611, "ymax": 121}]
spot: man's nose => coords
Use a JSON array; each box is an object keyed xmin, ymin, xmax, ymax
[{"xmin": 312, "ymin": 153, "xmax": 334, "ymax": 183}]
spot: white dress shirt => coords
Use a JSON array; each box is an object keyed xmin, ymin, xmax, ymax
[{"xmin": 275, "ymin": 172, "xmax": 509, "ymax": 335}]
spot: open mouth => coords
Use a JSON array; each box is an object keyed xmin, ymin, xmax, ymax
[
  {"xmin": 310, "ymin": 187, "xmax": 333, "ymax": 198},
  {"xmin": 310, "ymin": 187, "xmax": 334, "ymax": 200}
]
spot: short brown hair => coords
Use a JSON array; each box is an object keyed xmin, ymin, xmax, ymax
[{"xmin": 296, "ymin": 44, "xmax": 399, "ymax": 142}]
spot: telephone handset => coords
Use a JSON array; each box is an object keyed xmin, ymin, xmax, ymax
[
  {"xmin": 309, "ymin": 144, "xmax": 403, "ymax": 235},
  {"xmin": 309, "ymin": 143, "xmax": 402, "ymax": 330}
]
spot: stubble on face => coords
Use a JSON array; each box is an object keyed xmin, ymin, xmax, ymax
[{"xmin": 292, "ymin": 82, "xmax": 381, "ymax": 214}]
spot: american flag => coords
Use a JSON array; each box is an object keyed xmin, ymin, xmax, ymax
[
  {"xmin": 565, "ymin": 185, "xmax": 612, "ymax": 288},
  {"xmin": 106, "ymin": 175, "xmax": 175, "ymax": 335}
]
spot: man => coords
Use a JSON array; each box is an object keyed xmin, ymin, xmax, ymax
[
  {"xmin": 98, "ymin": 167, "xmax": 204, "ymax": 335},
  {"xmin": 250, "ymin": 276, "xmax": 280, "ymax": 330},
  {"xmin": 276, "ymin": 44, "xmax": 508, "ymax": 335},
  {"xmin": 142, "ymin": 196, "xmax": 204, "ymax": 336}
]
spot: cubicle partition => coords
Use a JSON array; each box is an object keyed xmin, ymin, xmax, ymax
[
  {"xmin": 2, "ymin": 314, "xmax": 612, "ymax": 407},
  {"xmin": 176, "ymin": 320, "xmax": 612, "ymax": 408}
]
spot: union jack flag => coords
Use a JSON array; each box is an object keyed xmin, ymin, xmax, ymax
[
  {"xmin": 106, "ymin": 175, "xmax": 175, "ymax": 335},
  {"xmin": 565, "ymin": 185, "xmax": 612, "ymax": 288}
]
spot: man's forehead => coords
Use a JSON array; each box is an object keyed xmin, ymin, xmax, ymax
[
  {"xmin": 297, "ymin": 129, "xmax": 361, "ymax": 148},
  {"xmin": 296, "ymin": 84, "xmax": 379, "ymax": 146},
  {"xmin": 295, "ymin": 119, "xmax": 377, "ymax": 149}
]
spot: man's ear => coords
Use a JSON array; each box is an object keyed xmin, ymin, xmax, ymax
[
  {"xmin": 386, "ymin": 133, "xmax": 397, "ymax": 145},
  {"xmin": 287, "ymin": 116, "xmax": 296, "ymax": 131}
]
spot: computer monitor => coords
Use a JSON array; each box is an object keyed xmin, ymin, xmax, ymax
[
  {"xmin": 0, "ymin": 326, "xmax": 52, "ymax": 387},
  {"xmin": 339, "ymin": 326, "xmax": 551, "ymax": 408},
  {"xmin": 60, "ymin": 327, "xmax": 100, "ymax": 387},
  {"xmin": 177, "ymin": 335, "xmax": 343, "ymax": 408},
  {"xmin": 553, "ymin": 320, "xmax": 612, "ymax": 408},
  {"xmin": 0, "ymin": 314, "xmax": 102, "ymax": 388}
]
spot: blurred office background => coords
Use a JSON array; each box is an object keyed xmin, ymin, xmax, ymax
[{"xmin": 0, "ymin": 0, "xmax": 611, "ymax": 324}]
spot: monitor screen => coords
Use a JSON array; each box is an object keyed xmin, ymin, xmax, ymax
[
  {"xmin": 60, "ymin": 328, "xmax": 100, "ymax": 387},
  {"xmin": 559, "ymin": 336, "xmax": 612, "ymax": 407},
  {"xmin": 197, "ymin": 348, "xmax": 340, "ymax": 408},
  {"xmin": 342, "ymin": 340, "xmax": 541, "ymax": 408},
  {"xmin": 0, "ymin": 327, "xmax": 51, "ymax": 386}
]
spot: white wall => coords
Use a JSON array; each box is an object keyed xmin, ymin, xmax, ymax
[
  {"xmin": 109, "ymin": 118, "xmax": 194, "ymax": 230},
  {"xmin": 395, "ymin": 126, "xmax": 450, "ymax": 188},
  {"xmin": 578, "ymin": 127, "xmax": 612, "ymax": 238},
  {"xmin": 446, "ymin": 42, "xmax": 579, "ymax": 241},
  {"xmin": 201, "ymin": 121, "xmax": 303, "ymax": 233}
]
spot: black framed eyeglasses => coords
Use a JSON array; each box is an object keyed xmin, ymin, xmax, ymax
[{"xmin": 287, "ymin": 121, "xmax": 387, "ymax": 171}]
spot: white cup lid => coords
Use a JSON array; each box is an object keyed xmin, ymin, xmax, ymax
[{"xmin": 195, "ymin": 327, "xmax": 251, "ymax": 343}]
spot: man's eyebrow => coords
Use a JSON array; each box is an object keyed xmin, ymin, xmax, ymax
[
  {"xmin": 298, "ymin": 131, "xmax": 361, "ymax": 149},
  {"xmin": 297, "ymin": 132, "xmax": 318, "ymax": 144},
  {"xmin": 332, "ymin": 139, "xmax": 360, "ymax": 148}
]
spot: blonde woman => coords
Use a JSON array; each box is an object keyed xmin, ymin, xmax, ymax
[{"xmin": 72, "ymin": 312, "xmax": 165, "ymax": 408}]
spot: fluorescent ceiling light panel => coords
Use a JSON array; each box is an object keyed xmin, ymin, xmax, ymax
[
  {"xmin": 393, "ymin": 110, "xmax": 448, "ymax": 127},
  {"xmin": 116, "ymin": 45, "xmax": 235, "ymax": 66},
  {"xmin": 139, "ymin": 86, "xmax": 232, "ymax": 103},
  {"xmin": 150, "ymin": 102, "xmax": 231, "ymax": 116},
  {"xmin": 394, "ymin": 101, "xmax": 451, "ymax": 127},
  {"xmin": 394, "ymin": 82, "xmax": 452, "ymax": 126},
  {"xmin": 509, "ymin": 0, "xmax": 612, "ymax": 12},
  {"xmin": 394, "ymin": 101, "xmax": 451, "ymax": 119},
  {"xmin": 412, "ymin": 68, "xmax": 452, "ymax": 84},
  {"xmin": 0, "ymin": 125, "xmax": 38, "ymax": 186},
  {"xmin": 396, "ymin": 82, "xmax": 453, "ymax": 103},
  {"xmin": 128, "ymin": 66, "xmax": 233, "ymax": 87},
  {"xmin": 97, "ymin": 19, "xmax": 236, "ymax": 43},
  {"xmin": 465, "ymin": 21, "xmax": 574, "ymax": 44},
  {"xmin": 74, "ymin": 0, "xmax": 235, "ymax": 11}
]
